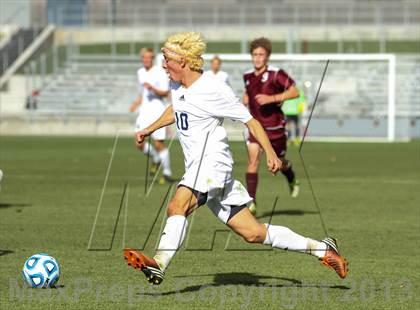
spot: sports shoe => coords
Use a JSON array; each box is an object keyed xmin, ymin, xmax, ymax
[
  {"xmin": 158, "ymin": 175, "xmax": 175, "ymax": 185},
  {"xmin": 319, "ymin": 238, "xmax": 349, "ymax": 279},
  {"xmin": 123, "ymin": 248, "xmax": 165, "ymax": 285},
  {"xmin": 289, "ymin": 179, "xmax": 300, "ymax": 198},
  {"xmin": 248, "ymin": 201, "xmax": 257, "ymax": 215}
]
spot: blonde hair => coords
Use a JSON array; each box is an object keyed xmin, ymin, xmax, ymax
[
  {"xmin": 163, "ymin": 32, "xmax": 206, "ymax": 72},
  {"xmin": 140, "ymin": 47, "xmax": 154, "ymax": 57},
  {"xmin": 211, "ymin": 55, "xmax": 221, "ymax": 64}
]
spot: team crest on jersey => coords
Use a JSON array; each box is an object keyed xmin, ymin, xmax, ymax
[{"xmin": 261, "ymin": 72, "xmax": 269, "ymax": 83}]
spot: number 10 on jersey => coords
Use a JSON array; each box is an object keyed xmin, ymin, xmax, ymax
[{"xmin": 175, "ymin": 112, "xmax": 189, "ymax": 130}]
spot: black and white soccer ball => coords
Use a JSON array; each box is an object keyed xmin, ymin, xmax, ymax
[{"xmin": 22, "ymin": 253, "xmax": 60, "ymax": 288}]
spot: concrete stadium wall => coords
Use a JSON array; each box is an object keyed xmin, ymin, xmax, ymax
[
  {"xmin": 0, "ymin": 116, "xmax": 135, "ymax": 136},
  {"xmin": 1, "ymin": 117, "xmax": 418, "ymax": 141},
  {"xmin": 0, "ymin": 76, "xmax": 27, "ymax": 114}
]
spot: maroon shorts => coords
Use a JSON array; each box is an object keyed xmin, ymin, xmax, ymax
[{"xmin": 248, "ymin": 133, "xmax": 287, "ymax": 158}]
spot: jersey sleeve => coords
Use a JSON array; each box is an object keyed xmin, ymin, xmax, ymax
[
  {"xmin": 275, "ymin": 69, "xmax": 295, "ymax": 91},
  {"xmin": 208, "ymin": 82, "xmax": 253, "ymax": 123}
]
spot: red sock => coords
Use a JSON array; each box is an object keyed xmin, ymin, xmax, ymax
[{"xmin": 246, "ymin": 173, "xmax": 258, "ymax": 200}]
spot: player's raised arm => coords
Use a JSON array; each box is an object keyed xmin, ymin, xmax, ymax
[
  {"xmin": 245, "ymin": 118, "xmax": 282, "ymax": 175},
  {"xmin": 135, "ymin": 105, "xmax": 175, "ymax": 145}
]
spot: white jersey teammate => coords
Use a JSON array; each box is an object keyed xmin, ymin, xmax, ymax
[
  {"xmin": 203, "ymin": 55, "xmax": 229, "ymax": 85},
  {"xmin": 124, "ymin": 32, "xmax": 348, "ymax": 285},
  {"xmin": 130, "ymin": 47, "xmax": 173, "ymax": 183}
]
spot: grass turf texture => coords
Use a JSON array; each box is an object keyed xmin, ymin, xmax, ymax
[{"xmin": 0, "ymin": 136, "xmax": 419, "ymax": 309}]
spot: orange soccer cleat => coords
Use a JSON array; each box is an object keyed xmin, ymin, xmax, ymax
[
  {"xmin": 319, "ymin": 238, "xmax": 349, "ymax": 279},
  {"xmin": 123, "ymin": 248, "xmax": 165, "ymax": 285}
]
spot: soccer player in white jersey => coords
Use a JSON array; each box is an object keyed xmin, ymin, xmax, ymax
[
  {"xmin": 130, "ymin": 47, "xmax": 173, "ymax": 183},
  {"xmin": 203, "ymin": 55, "xmax": 229, "ymax": 85},
  {"xmin": 124, "ymin": 32, "xmax": 348, "ymax": 285}
]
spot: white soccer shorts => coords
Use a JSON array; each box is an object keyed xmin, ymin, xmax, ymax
[
  {"xmin": 135, "ymin": 113, "xmax": 166, "ymax": 141},
  {"xmin": 179, "ymin": 164, "xmax": 252, "ymax": 224}
]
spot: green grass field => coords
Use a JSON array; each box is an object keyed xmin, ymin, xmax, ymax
[
  {"xmin": 76, "ymin": 40, "xmax": 420, "ymax": 54},
  {"xmin": 0, "ymin": 136, "xmax": 419, "ymax": 309}
]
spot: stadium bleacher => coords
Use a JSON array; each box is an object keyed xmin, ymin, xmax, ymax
[
  {"xmin": 35, "ymin": 54, "xmax": 419, "ymax": 121},
  {"xmin": 36, "ymin": 58, "xmax": 138, "ymax": 114}
]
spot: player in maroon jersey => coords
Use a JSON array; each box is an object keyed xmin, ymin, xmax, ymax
[{"xmin": 243, "ymin": 37, "xmax": 300, "ymax": 214}]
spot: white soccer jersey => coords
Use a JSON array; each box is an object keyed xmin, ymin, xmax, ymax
[
  {"xmin": 137, "ymin": 65, "xmax": 169, "ymax": 112},
  {"xmin": 135, "ymin": 65, "xmax": 169, "ymax": 137},
  {"xmin": 171, "ymin": 73, "xmax": 252, "ymax": 195},
  {"xmin": 203, "ymin": 70, "xmax": 229, "ymax": 85}
]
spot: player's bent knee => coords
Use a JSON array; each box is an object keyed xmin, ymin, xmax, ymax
[
  {"xmin": 167, "ymin": 201, "xmax": 188, "ymax": 217},
  {"xmin": 243, "ymin": 232, "xmax": 263, "ymax": 243},
  {"xmin": 242, "ymin": 227, "xmax": 266, "ymax": 243},
  {"xmin": 154, "ymin": 140, "xmax": 165, "ymax": 152}
]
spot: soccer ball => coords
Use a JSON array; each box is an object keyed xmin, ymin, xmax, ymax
[{"xmin": 22, "ymin": 253, "xmax": 60, "ymax": 288}]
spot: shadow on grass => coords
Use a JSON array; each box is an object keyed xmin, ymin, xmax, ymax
[
  {"xmin": 141, "ymin": 272, "xmax": 349, "ymax": 296},
  {"xmin": 51, "ymin": 285, "xmax": 66, "ymax": 289},
  {"xmin": 256, "ymin": 209, "xmax": 319, "ymax": 219},
  {"xmin": 0, "ymin": 250, "xmax": 13, "ymax": 256},
  {"xmin": 0, "ymin": 202, "xmax": 31, "ymax": 209}
]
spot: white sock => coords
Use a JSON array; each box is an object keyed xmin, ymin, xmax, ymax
[
  {"xmin": 154, "ymin": 215, "xmax": 188, "ymax": 271},
  {"xmin": 263, "ymin": 224, "xmax": 326, "ymax": 258},
  {"xmin": 142, "ymin": 142, "xmax": 160, "ymax": 164},
  {"xmin": 158, "ymin": 149, "xmax": 172, "ymax": 177}
]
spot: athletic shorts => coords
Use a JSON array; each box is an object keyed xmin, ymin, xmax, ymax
[
  {"xmin": 178, "ymin": 180, "xmax": 252, "ymax": 224},
  {"xmin": 248, "ymin": 133, "xmax": 287, "ymax": 158}
]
